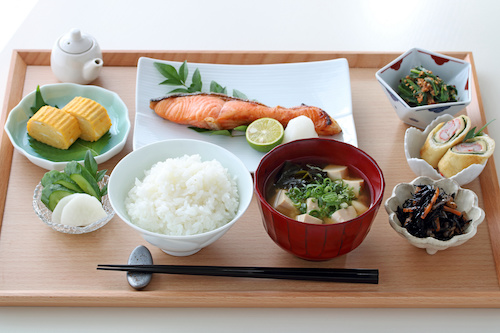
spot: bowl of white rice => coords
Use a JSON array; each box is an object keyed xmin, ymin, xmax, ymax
[{"xmin": 108, "ymin": 139, "xmax": 253, "ymax": 256}]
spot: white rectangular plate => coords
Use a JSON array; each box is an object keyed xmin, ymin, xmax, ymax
[{"xmin": 135, "ymin": 57, "xmax": 356, "ymax": 172}]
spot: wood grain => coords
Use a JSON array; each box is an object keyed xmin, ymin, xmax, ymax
[
  {"xmin": 0, "ymin": 51, "xmax": 27, "ymax": 229},
  {"xmin": 0, "ymin": 50, "xmax": 498, "ymax": 308}
]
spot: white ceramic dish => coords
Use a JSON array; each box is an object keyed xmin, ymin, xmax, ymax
[
  {"xmin": 135, "ymin": 57, "xmax": 356, "ymax": 172},
  {"xmin": 4, "ymin": 83, "xmax": 130, "ymax": 171},
  {"xmin": 33, "ymin": 175, "xmax": 114, "ymax": 234},
  {"xmin": 385, "ymin": 176, "xmax": 484, "ymax": 255},
  {"xmin": 376, "ymin": 47, "xmax": 471, "ymax": 129},
  {"xmin": 108, "ymin": 139, "xmax": 254, "ymax": 256},
  {"xmin": 405, "ymin": 114, "xmax": 487, "ymax": 186}
]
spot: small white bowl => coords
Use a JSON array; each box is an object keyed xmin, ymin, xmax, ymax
[
  {"xmin": 385, "ymin": 176, "xmax": 484, "ymax": 255},
  {"xmin": 4, "ymin": 83, "xmax": 130, "ymax": 171},
  {"xmin": 33, "ymin": 175, "xmax": 114, "ymax": 234},
  {"xmin": 405, "ymin": 114, "xmax": 487, "ymax": 186},
  {"xmin": 376, "ymin": 47, "xmax": 471, "ymax": 129},
  {"xmin": 108, "ymin": 139, "xmax": 254, "ymax": 256}
]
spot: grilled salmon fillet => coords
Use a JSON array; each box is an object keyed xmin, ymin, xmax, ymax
[{"xmin": 150, "ymin": 93, "xmax": 342, "ymax": 136}]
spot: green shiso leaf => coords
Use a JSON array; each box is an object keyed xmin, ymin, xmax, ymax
[
  {"xmin": 30, "ymin": 85, "xmax": 49, "ymax": 115},
  {"xmin": 28, "ymin": 132, "xmax": 111, "ymax": 162}
]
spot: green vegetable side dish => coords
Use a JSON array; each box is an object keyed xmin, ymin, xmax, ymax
[
  {"xmin": 41, "ymin": 151, "xmax": 108, "ymax": 211},
  {"xmin": 397, "ymin": 66, "xmax": 458, "ymax": 107},
  {"xmin": 28, "ymin": 85, "xmax": 111, "ymax": 161}
]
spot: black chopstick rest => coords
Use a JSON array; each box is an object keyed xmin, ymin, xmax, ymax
[{"xmin": 97, "ymin": 264, "xmax": 379, "ymax": 284}]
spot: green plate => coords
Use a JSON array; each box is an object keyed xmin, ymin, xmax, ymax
[{"xmin": 4, "ymin": 83, "xmax": 130, "ymax": 170}]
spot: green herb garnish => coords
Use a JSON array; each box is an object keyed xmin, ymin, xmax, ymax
[
  {"xmin": 154, "ymin": 61, "xmax": 249, "ymax": 99},
  {"xmin": 287, "ymin": 176, "xmax": 356, "ymax": 219},
  {"xmin": 463, "ymin": 118, "xmax": 496, "ymax": 142},
  {"xmin": 30, "ymin": 85, "xmax": 49, "ymax": 114},
  {"xmin": 41, "ymin": 151, "xmax": 108, "ymax": 211},
  {"xmin": 275, "ymin": 162, "xmax": 356, "ymax": 219},
  {"xmin": 154, "ymin": 61, "xmax": 251, "ymax": 136},
  {"xmin": 187, "ymin": 125, "xmax": 248, "ymax": 137},
  {"xmin": 397, "ymin": 66, "xmax": 458, "ymax": 107},
  {"xmin": 28, "ymin": 132, "xmax": 111, "ymax": 162}
]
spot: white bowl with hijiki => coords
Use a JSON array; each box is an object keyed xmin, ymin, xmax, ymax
[{"xmin": 385, "ymin": 176, "xmax": 484, "ymax": 255}]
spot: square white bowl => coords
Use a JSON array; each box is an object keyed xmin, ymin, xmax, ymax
[{"xmin": 376, "ymin": 48, "xmax": 471, "ymax": 129}]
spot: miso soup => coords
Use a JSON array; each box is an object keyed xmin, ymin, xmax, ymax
[{"xmin": 266, "ymin": 161, "xmax": 371, "ymax": 224}]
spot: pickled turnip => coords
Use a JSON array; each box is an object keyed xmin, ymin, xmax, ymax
[{"xmin": 52, "ymin": 193, "xmax": 107, "ymax": 227}]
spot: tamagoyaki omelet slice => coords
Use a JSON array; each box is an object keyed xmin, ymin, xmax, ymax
[
  {"xmin": 27, "ymin": 105, "xmax": 81, "ymax": 150},
  {"xmin": 62, "ymin": 96, "xmax": 111, "ymax": 142}
]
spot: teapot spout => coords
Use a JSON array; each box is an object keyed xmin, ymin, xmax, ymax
[{"xmin": 83, "ymin": 58, "xmax": 103, "ymax": 82}]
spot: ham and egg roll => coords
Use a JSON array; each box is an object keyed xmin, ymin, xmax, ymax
[
  {"xmin": 420, "ymin": 115, "xmax": 471, "ymax": 168},
  {"xmin": 438, "ymin": 135, "xmax": 495, "ymax": 178}
]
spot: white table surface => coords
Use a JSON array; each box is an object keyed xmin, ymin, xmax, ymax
[{"xmin": 1, "ymin": 0, "xmax": 500, "ymax": 332}]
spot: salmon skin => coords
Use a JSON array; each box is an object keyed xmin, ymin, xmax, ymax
[{"xmin": 150, "ymin": 92, "xmax": 342, "ymax": 136}]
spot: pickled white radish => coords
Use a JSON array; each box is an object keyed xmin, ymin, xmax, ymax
[
  {"xmin": 52, "ymin": 194, "xmax": 77, "ymax": 225},
  {"xmin": 53, "ymin": 193, "xmax": 107, "ymax": 227},
  {"xmin": 282, "ymin": 116, "xmax": 318, "ymax": 144}
]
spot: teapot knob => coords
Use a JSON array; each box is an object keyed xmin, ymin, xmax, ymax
[
  {"xmin": 57, "ymin": 28, "xmax": 93, "ymax": 54},
  {"xmin": 69, "ymin": 29, "xmax": 83, "ymax": 42}
]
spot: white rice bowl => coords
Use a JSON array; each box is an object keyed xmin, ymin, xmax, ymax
[{"xmin": 125, "ymin": 154, "xmax": 239, "ymax": 236}]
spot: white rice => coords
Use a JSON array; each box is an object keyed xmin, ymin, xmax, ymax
[{"xmin": 125, "ymin": 154, "xmax": 239, "ymax": 236}]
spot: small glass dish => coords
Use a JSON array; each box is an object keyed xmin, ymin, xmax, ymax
[{"xmin": 33, "ymin": 175, "xmax": 115, "ymax": 234}]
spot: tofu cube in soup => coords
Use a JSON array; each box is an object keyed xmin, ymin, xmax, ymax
[
  {"xmin": 351, "ymin": 200, "xmax": 369, "ymax": 215},
  {"xmin": 306, "ymin": 197, "xmax": 319, "ymax": 214},
  {"xmin": 324, "ymin": 164, "xmax": 348, "ymax": 180},
  {"xmin": 326, "ymin": 206, "xmax": 358, "ymax": 224},
  {"xmin": 297, "ymin": 213, "xmax": 323, "ymax": 224},
  {"xmin": 343, "ymin": 178, "xmax": 364, "ymax": 197},
  {"xmin": 273, "ymin": 189, "xmax": 299, "ymax": 217}
]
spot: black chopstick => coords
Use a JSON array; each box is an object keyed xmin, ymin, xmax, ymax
[{"xmin": 97, "ymin": 264, "xmax": 379, "ymax": 284}]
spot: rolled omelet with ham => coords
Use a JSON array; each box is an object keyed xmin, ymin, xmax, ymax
[
  {"xmin": 420, "ymin": 115, "xmax": 471, "ymax": 168},
  {"xmin": 438, "ymin": 135, "xmax": 495, "ymax": 178}
]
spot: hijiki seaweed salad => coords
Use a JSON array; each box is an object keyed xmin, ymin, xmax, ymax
[{"xmin": 396, "ymin": 184, "xmax": 471, "ymax": 240}]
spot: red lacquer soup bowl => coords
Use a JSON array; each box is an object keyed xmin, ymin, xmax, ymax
[{"xmin": 254, "ymin": 138, "xmax": 385, "ymax": 261}]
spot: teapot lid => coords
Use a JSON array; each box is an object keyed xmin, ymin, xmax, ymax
[{"xmin": 58, "ymin": 29, "xmax": 93, "ymax": 54}]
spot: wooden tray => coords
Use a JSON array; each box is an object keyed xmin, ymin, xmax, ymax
[{"xmin": 1, "ymin": 50, "xmax": 499, "ymax": 308}]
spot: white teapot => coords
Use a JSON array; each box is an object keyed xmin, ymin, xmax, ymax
[{"xmin": 51, "ymin": 29, "xmax": 103, "ymax": 84}]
